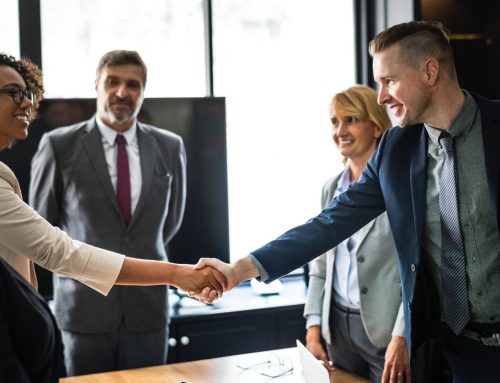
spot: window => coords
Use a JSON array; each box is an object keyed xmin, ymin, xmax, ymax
[
  {"xmin": 40, "ymin": 0, "xmax": 206, "ymax": 97},
  {"xmin": 37, "ymin": 0, "xmax": 357, "ymax": 264},
  {"xmin": 212, "ymin": 0, "xmax": 355, "ymax": 261},
  {"xmin": 0, "ymin": 0, "xmax": 20, "ymax": 57}
]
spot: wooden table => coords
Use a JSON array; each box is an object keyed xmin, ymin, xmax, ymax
[{"xmin": 60, "ymin": 347, "xmax": 370, "ymax": 383}]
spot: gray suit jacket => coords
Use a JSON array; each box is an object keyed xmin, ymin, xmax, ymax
[
  {"xmin": 304, "ymin": 171, "xmax": 404, "ymax": 348},
  {"xmin": 29, "ymin": 117, "xmax": 186, "ymax": 333}
]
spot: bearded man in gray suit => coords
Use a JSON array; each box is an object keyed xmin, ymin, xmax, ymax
[{"xmin": 30, "ymin": 50, "xmax": 186, "ymax": 376}]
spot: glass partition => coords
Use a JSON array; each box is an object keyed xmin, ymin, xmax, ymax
[
  {"xmin": 0, "ymin": 0, "xmax": 20, "ymax": 57},
  {"xmin": 213, "ymin": 0, "xmax": 356, "ymax": 260},
  {"xmin": 40, "ymin": 0, "xmax": 206, "ymax": 97}
]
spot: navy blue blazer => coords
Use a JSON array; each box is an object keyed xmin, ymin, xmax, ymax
[{"xmin": 252, "ymin": 93, "xmax": 500, "ymax": 355}]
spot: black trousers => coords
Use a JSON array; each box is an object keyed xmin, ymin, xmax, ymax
[{"xmin": 440, "ymin": 325, "xmax": 500, "ymax": 383}]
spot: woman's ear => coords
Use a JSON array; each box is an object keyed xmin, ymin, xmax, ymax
[{"xmin": 373, "ymin": 123, "xmax": 384, "ymax": 139}]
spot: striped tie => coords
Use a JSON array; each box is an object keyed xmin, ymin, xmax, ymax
[{"xmin": 439, "ymin": 131, "xmax": 470, "ymax": 335}]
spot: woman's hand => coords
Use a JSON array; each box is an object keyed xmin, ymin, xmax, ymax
[
  {"xmin": 382, "ymin": 336, "xmax": 411, "ymax": 383},
  {"xmin": 306, "ymin": 326, "xmax": 335, "ymax": 371},
  {"xmin": 172, "ymin": 264, "xmax": 226, "ymax": 299}
]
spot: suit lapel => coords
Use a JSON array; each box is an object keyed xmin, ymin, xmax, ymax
[
  {"xmin": 130, "ymin": 123, "xmax": 156, "ymax": 227},
  {"xmin": 410, "ymin": 126, "xmax": 428, "ymax": 252},
  {"xmin": 334, "ymin": 170, "xmax": 376, "ymax": 248},
  {"xmin": 0, "ymin": 162, "xmax": 22, "ymax": 197},
  {"xmin": 81, "ymin": 119, "xmax": 122, "ymax": 218},
  {"xmin": 356, "ymin": 219, "xmax": 376, "ymax": 248}
]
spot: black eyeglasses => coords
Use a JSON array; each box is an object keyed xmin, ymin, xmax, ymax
[{"xmin": 0, "ymin": 87, "xmax": 36, "ymax": 105}]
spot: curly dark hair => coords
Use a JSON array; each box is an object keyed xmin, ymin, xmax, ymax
[{"xmin": 0, "ymin": 53, "xmax": 44, "ymax": 120}]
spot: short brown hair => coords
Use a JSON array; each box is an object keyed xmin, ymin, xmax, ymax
[
  {"xmin": 96, "ymin": 50, "xmax": 147, "ymax": 86},
  {"xmin": 369, "ymin": 21, "xmax": 456, "ymax": 79}
]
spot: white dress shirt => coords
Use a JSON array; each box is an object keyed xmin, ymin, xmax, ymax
[
  {"xmin": 95, "ymin": 117, "xmax": 142, "ymax": 215},
  {"xmin": 306, "ymin": 166, "xmax": 362, "ymax": 328},
  {"xmin": 331, "ymin": 166, "xmax": 362, "ymax": 310}
]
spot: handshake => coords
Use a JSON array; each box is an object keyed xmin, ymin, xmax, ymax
[{"xmin": 172, "ymin": 256, "xmax": 260, "ymax": 303}]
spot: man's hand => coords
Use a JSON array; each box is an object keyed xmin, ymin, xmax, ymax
[
  {"xmin": 381, "ymin": 336, "xmax": 411, "ymax": 383},
  {"xmin": 189, "ymin": 258, "xmax": 235, "ymax": 303},
  {"xmin": 190, "ymin": 256, "xmax": 260, "ymax": 303},
  {"xmin": 306, "ymin": 326, "xmax": 335, "ymax": 371},
  {"xmin": 172, "ymin": 265, "xmax": 226, "ymax": 300},
  {"xmin": 196, "ymin": 258, "xmax": 239, "ymax": 290}
]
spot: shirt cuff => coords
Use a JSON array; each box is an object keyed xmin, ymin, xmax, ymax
[
  {"xmin": 391, "ymin": 303, "xmax": 406, "ymax": 337},
  {"xmin": 75, "ymin": 243, "xmax": 124, "ymax": 296},
  {"xmin": 305, "ymin": 314, "xmax": 322, "ymax": 329},
  {"xmin": 248, "ymin": 254, "xmax": 270, "ymax": 282}
]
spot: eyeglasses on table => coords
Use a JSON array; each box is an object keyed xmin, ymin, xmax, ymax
[{"xmin": 237, "ymin": 353, "xmax": 294, "ymax": 378}]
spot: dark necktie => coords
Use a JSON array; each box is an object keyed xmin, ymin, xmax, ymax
[
  {"xmin": 115, "ymin": 134, "xmax": 131, "ymax": 224},
  {"xmin": 439, "ymin": 131, "xmax": 470, "ymax": 335}
]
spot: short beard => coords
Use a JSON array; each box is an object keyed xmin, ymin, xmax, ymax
[
  {"xmin": 106, "ymin": 108, "xmax": 135, "ymax": 127},
  {"xmin": 111, "ymin": 113, "xmax": 132, "ymax": 125}
]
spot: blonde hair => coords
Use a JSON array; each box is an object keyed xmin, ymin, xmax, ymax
[{"xmin": 331, "ymin": 85, "xmax": 392, "ymax": 135}]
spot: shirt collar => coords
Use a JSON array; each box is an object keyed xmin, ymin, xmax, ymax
[
  {"xmin": 424, "ymin": 90, "xmax": 478, "ymax": 145},
  {"xmin": 95, "ymin": 115, "xmax": 137, "ymax": 146},
  {"xmin": 337, "ymin": 164, "xmax": 352, "ymax": 193}
]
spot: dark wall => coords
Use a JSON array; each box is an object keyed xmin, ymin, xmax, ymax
[
  {"xmin": 419, "ymin": 0, "xmax": 500, "ymax": 98},
  {"xmin": 0, "ymin": 98, "xmax": 229, "ymax": 299}
]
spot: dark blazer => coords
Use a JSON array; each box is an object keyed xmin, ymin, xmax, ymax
[
  {"xmin": 252, "ymin": 93, "xmax": 500, "ymax": 356},
  {"xmin": 0, "ymin": 258, "xmax": 65, "ymax": 383},
  {"xmin": 29, "ymin": 117, "xmax": 186, "ymax": 333}
]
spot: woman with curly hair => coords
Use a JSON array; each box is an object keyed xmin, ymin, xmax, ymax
[
  {"xmin": 0, "ymin": 54, "xmax": 43, "ymax": 148},
  {"xmin": 0, "ymin": 54, "xmax": 224, "ymax": 382}
]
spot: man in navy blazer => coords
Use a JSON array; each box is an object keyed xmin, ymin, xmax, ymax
[{"xmin": 195, "ymin": 21, "xmax": 500, "ymax": 381}]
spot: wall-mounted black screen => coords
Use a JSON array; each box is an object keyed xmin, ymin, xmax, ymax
[{"xmin": 0, "ymin": 97, "xmax": 229, "ymax": 298}]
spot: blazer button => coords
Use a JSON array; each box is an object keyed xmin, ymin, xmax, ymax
[
  {"xmin": 361, "ymin": 287, "xmax": 368, "ymax": 294},
  {"xmin": 411, "ymin": 264, "xmax": 416, "ymax": 272},
  {"xmin": 357, "ymin": 255, "xmax": 365, "ymax": 263}
]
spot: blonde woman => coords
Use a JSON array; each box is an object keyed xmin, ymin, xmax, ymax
[{"xmin": 303, "ymin": 85, "xmax": 410, "ymax": 382}]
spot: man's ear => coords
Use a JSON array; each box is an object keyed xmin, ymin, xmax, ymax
[{"xmin": 423, "ymin": 58, "xmax": 439, "ymax": 86}]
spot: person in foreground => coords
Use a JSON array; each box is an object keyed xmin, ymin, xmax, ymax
[
  {"xmin": 196, "ymin": 21, "xmax": 500, "ymax": 382},
  {"xmin": 0, "ymin": 52, "xmax": 224, "ymax": 382},
  {"xmin": 304, "ymin": 85, "xmax": 409, "ymax": 382},
  {"xmin": 0, "ymin": 257, "xmax": 65, "ymax": 383}
]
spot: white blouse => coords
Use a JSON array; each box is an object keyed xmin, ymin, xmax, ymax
[{"xmin": 0, "ymin": 161, "xmax": 124, "ymax": 296}]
